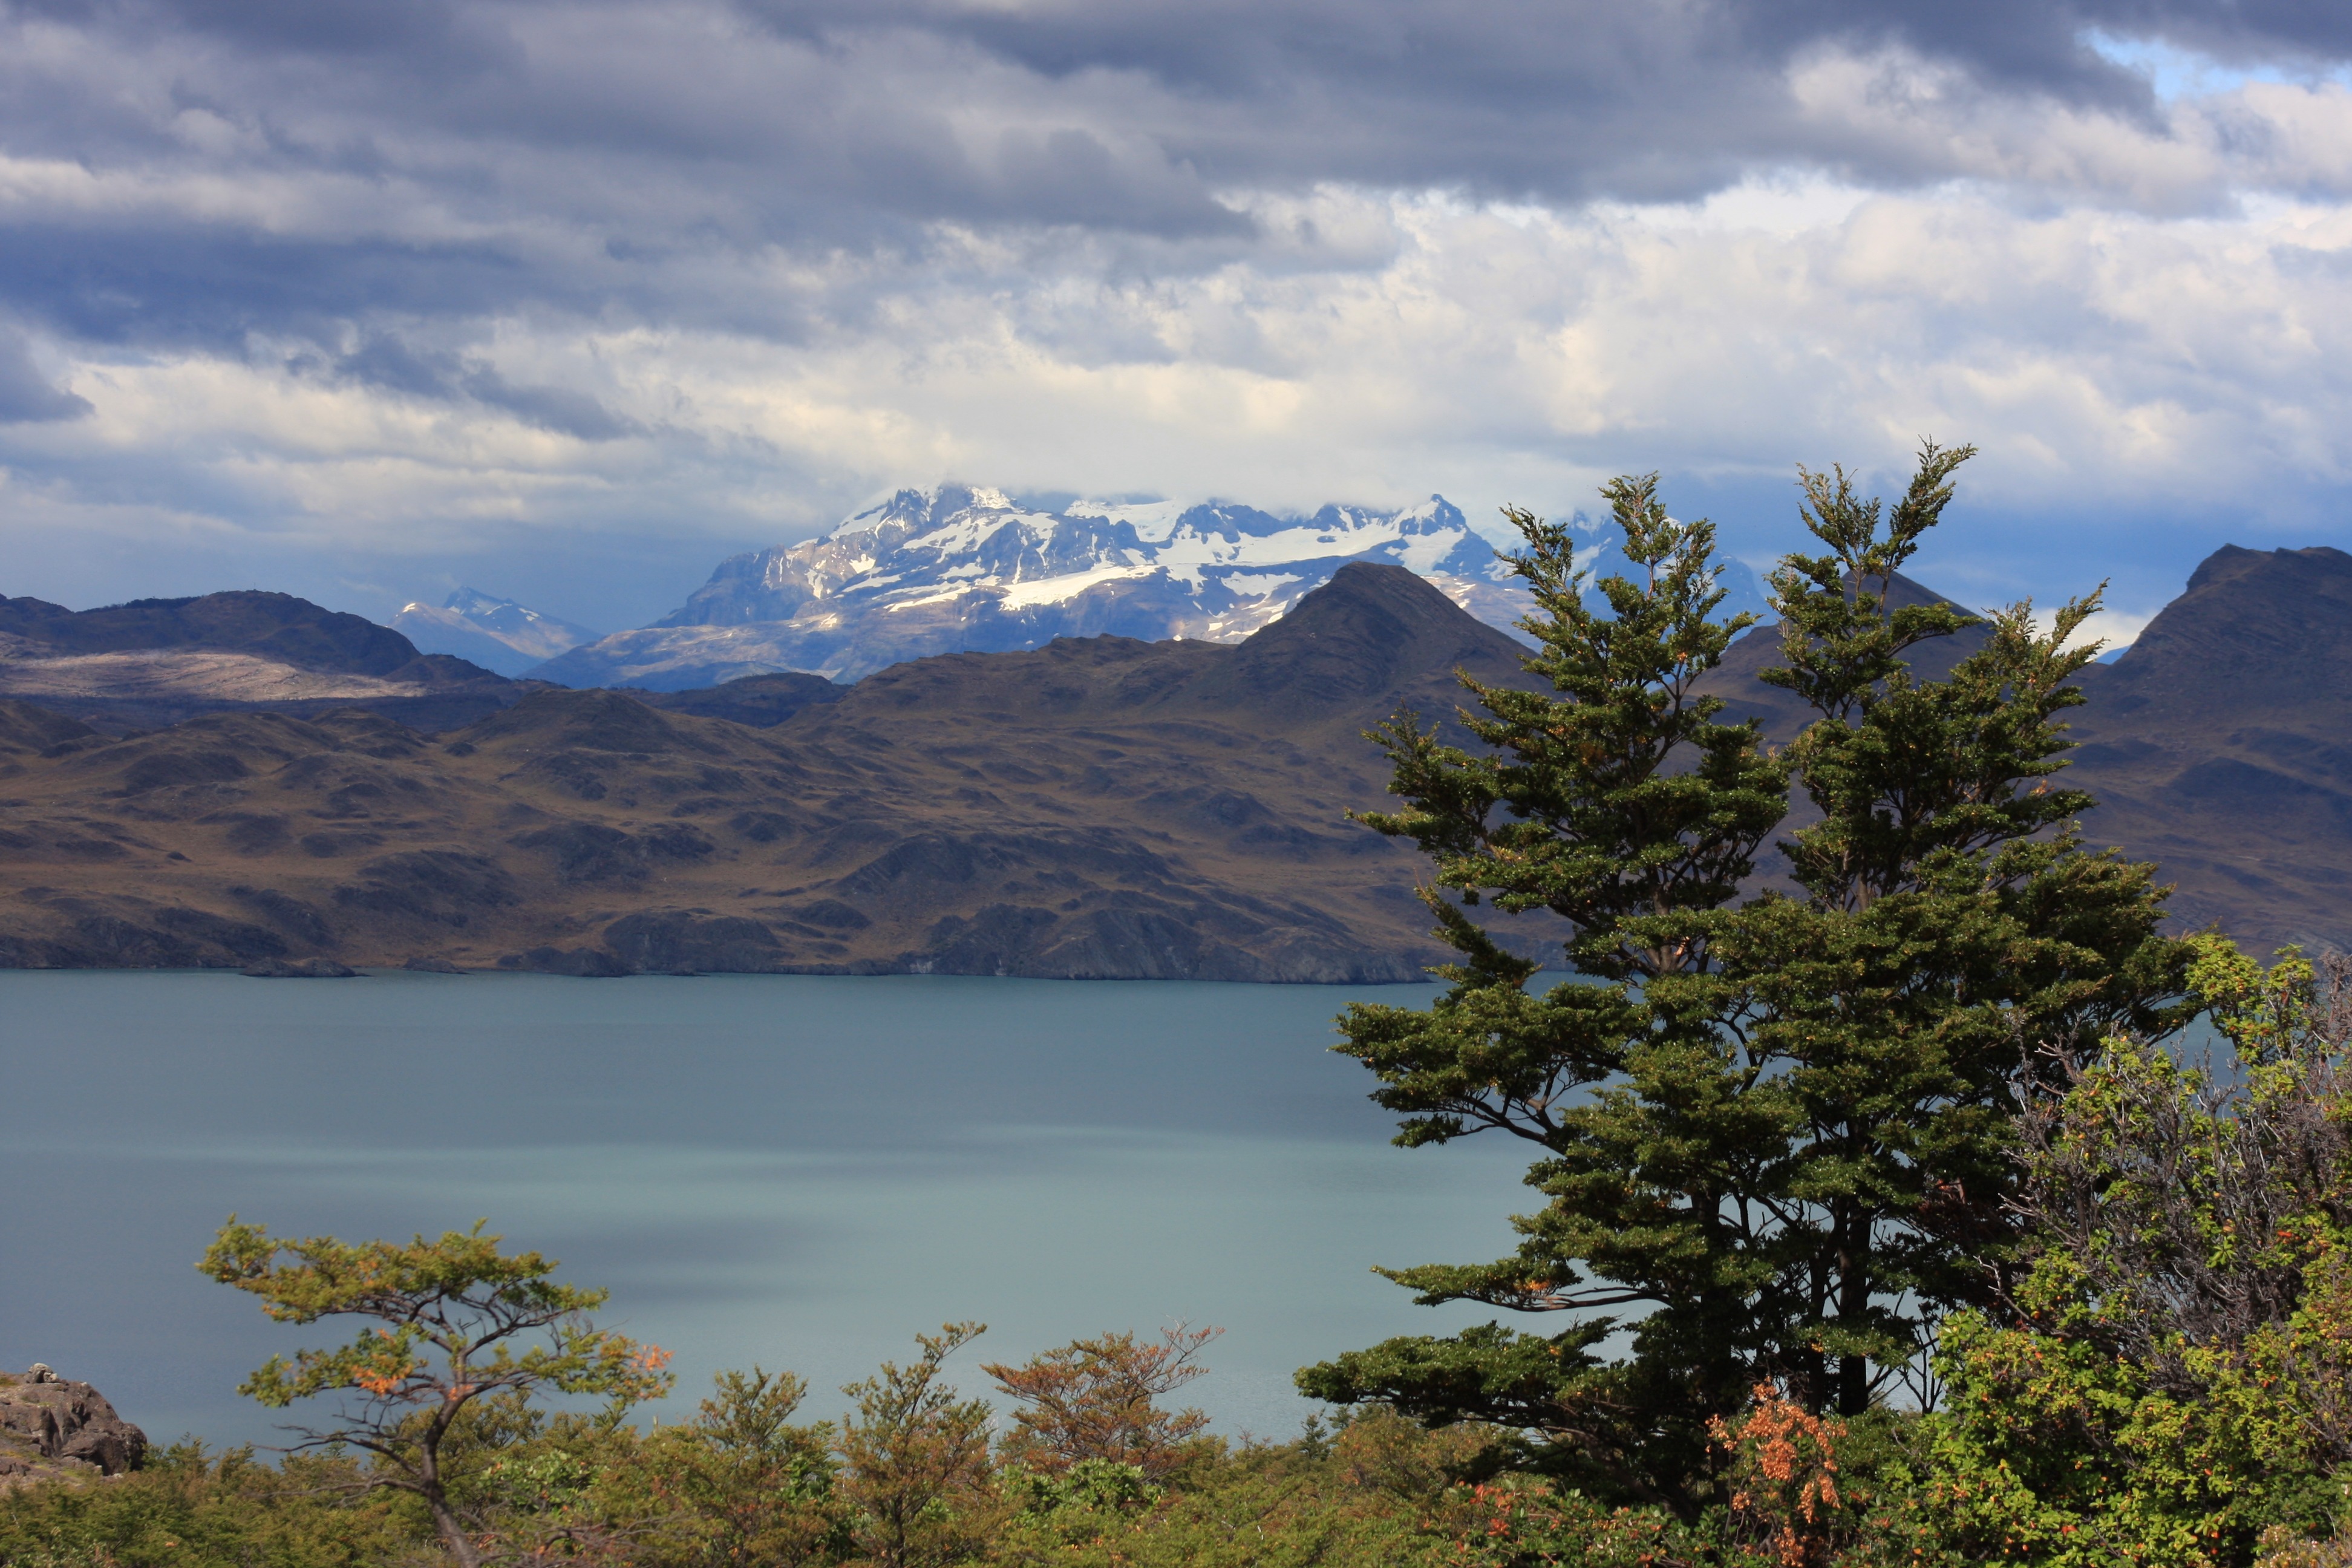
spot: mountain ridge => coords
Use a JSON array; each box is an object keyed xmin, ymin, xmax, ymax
[
  {"xmin": 1, "ymin": 547, "xmax": 2347, "ymax": 975},
  {"xmin": 0, "ymin": 589, "xmax": 521, "ymax": 732},
  {"xmin": 0, "ymin": 565, "xmax": 1535, "ymax": 981},
  {"xmin": 529, "ymin": 483, "xmax": 1771, "ymax": 690},
  {"xmin": 390, "ymin": 588, "xmax": 600, "ymax": 678}
]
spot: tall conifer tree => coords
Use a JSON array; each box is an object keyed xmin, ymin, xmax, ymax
[{"xmin": 1297, "ymin": 445, "xmax": 2190, "ymax": 1514}]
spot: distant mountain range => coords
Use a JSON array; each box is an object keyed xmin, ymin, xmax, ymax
[
  {"xmin": 526, "ymin": 484, "xmax": 1773, "ymax": 689},
  {"xmin": 0, "ymin": 590, "xmax": 515, "ymax": 731},
  {"xmin": 390, "ymin": 589, "xmax": 600, "ymax": 678},
  {"xmin": 0, "ymin": 541, "xmax": 2345, "ymax": 975}
]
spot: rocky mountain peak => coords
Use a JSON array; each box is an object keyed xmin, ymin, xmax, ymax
[
  {"xmin": 390, "ymin": 587, "xmax": 599, "ymax": 677},
  {"xmin": 2114, "ymin": 544, "xmax": 2352, "ymax": 705},
  {"xmin": 1198, "ymin": 561, "xmax": 1534, "ymax": 713},
  {"xmin": 546, "ymin": 485, "xmax": 1518, "ymax": 690}
]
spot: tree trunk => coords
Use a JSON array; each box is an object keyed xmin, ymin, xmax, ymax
[
  {"xmin": 418, "ymin": 1429, "xmax": 482, "ymax": 1568},
  {"xmin": 1836, "ymin": 1203, "xmax": 1871, "ymax": 1417},
  {"xmin": 426, "ymin": 1491, "xmax": 483, "ymax": 1568}
]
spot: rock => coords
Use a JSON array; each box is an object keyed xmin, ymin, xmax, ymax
[
  {"xmin": 402, "ymin": 954, "xmax": 464, "ymax": 973},
  {"xmin": 603, "ymin": 910, "xmax": 783, "ymax": 973},
  {"xmin": 498, "ymin": 945, "xmax": 633, "ymax": 977},
  {"xmin": 240, "ymin": 956, "xmax": 358, "ymax": 977},
  {"xmin": 0, "ymin": 1368, "xmax": 148, "ymax": 1485}
]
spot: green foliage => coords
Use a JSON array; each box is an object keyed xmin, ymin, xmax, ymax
[
  {"xmin": 0, "ymin": 1442, "xmax": 426, "ymax": 1568},
  {"xmin": 199, "ymin": 1217, "xmax": 673, "ymax": 1568},
  {"xmin": 986, "ymin": 1421, "xmax": 1473, "ymax": 1568},
  {"xmin": 835, "ymin": 1322, "xmax": 1000, "ymax": 1568},
  {"xmin": 1, "ymin": 1313, "xmax": 1561, "ymax": 1568},
  {"xmin": 1004, "ymin": 1457, "xmax": 1160, "ymax": 1518},
  {"xmin": 1352, "ymin": 473, "xmax": 1788, "ymax": 984},
  {"xmin": 1737, "ymin": 449, "xmax": 2192, "ymax": 1417},
  {"xmin": 624, "ymin": 1367, "xmax": 848, "ymax": 1568},
  {"xmin": 1918, "ymin": 942, "xmax": 2352, "ymax": 1566},
  {"xmin": 201, "ymin": 1218, "xmax": 673, "ymax": 1417},
  {"xmin": 1307, "ymin": 475, "xmax": 1802, "ymax": 1508},
  {"xmin": 1446, "ymin": 1475, "xmax": 1706, "ymax": 1568},
  {"xmin": 1302, "ymin": 442, "xmax": 2191, "ymax": 1512}
]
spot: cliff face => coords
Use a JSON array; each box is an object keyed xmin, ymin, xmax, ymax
[{"xmin": 0, "ymin": 1367, "xmax": 148, "ymax": 1486}]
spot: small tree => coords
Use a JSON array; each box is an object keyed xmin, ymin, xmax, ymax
[
  {"xmin": 200, "ymin": 1218, "xmax": 675, "ymax": 1568},
  {"xmin": 835, "ymin": 1323, "xmax": 997, "ymax": 1568},
  {"xmin": 1927, "ymin": 941, "xmax": 2352, "ymax": 1563},
  {"xmin": 983, "ymin": 1325, "xmax": 1220, "ymax": 1483},
  {"xmin": 635, "ymin": 1367, "xmax": 845, "ymax": 1568}
]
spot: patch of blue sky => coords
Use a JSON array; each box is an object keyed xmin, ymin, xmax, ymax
[{"xmin": 2085, "ymin": 30, "xmax": 2352, "ymax": 100}]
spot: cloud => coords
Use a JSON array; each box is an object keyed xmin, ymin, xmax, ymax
[
  {"xmin": 330, "ymin": 333, "xmax": 641, "ymax": 440},
  {"xmin": 13, "ymin": 173, "xmax": 2352, "ymax": 555},
  {"xmin": 0, "ymin": 327, "xmax": 91, "ymax": 422},
  {"xmin": 0, "ymin": 0, "xmax": 2350, "ymax": 628}
]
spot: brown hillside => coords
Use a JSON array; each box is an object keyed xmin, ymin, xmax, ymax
[
  {"xmin": 0, "ymin": 564, "xmax": 1530, "ymax": 981},
  {"xmin": 0, "ymin": 589, "xmax": 521, "ymax": 732},
  {"xmin": 1693, "ymin": 549, "xmax": 2352, "ymax": 955},
  {"xmin": 5, "ymin": 549, "xmax": 2347, "ymax": 977}
]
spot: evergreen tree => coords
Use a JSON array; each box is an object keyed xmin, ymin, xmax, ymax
[
  {"xmin": 1296, "ymin": 445, "xmax": 2192, "ymax": 1515},
  {"xmin": 1733, "ymin": 449, "xmax": 2194, "ymax": 1419}
]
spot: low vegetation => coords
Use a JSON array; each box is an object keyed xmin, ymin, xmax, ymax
[{"xmin": 9, "ymin": 446, "xmax": 2352, "ymax": 1566}]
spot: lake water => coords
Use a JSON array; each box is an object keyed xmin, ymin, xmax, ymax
[{"xmin": 1, "ymin": 970, "xmax": 1534, "ymax": 1449}]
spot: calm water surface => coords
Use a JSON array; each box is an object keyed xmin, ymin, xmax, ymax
[{"xmin": 1, "ymin": 970, "xmax": 1532, "ymax": 1446}]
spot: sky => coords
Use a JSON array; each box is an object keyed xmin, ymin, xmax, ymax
[{"xmin": 3, "ymin": 1, "xmax": 2351, "ymax": 643}]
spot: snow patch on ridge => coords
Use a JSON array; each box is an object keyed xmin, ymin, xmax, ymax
[{"xmin": 529, "ymin": 482, "xmax": 1771, "ymax": 690}]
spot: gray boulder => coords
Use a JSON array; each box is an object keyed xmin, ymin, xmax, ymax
[{"xmin": 0, "ymin": 1368, "xmax": 148, "ymax": 1485}]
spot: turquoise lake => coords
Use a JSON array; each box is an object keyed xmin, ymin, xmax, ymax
[{"xmin": 1, "ymin": 970, "xmax": 1535, "ymax": 1448}]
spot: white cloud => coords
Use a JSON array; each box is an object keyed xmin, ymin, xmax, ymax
[
  {"xmin": 2036, "ymin": 604, "xmax": 2156, "ymax": 655},
  {"xmin": 6, "ymin": 33, "xmax": 2352, "ymax": 626},
  {"xmin": 12, "ymin": 156, "xmax": 2352, "ymax": 569}
]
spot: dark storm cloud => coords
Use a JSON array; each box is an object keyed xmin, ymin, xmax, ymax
[
  {"xmin": 0, "ymin": 0, "xmax": 2341, "ymax": 415},
  {"xmin": 732, "ymin": 0, "xmax": 2352, "ymax": 197},
  {"xmin": 333, "ymin": 332, "xmax": 640, "ymax": 439},
  {"xmin": 0, "ymin": 227, "xmax": 553, "ymax": 352},
  {"xmin": 12, "ymin": 0, "xmax": 517, "ymax": 64}
]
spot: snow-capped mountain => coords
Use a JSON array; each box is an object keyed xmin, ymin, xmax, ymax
[
  {"xmin": 391, "ymin": 588, "xmax": 601, "ymax": 678},
  {"xmin": 531, "ymin": 485, "xmax": 1768, "ymax": 690}
]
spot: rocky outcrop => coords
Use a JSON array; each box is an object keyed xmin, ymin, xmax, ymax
[
  {"xmin": 240, "ymin": 955, "xmax": 358, "ymax": 977},
  {"xmin": 0, "ymin": 1365, "xmax": 148, "ymax": 1486}
]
